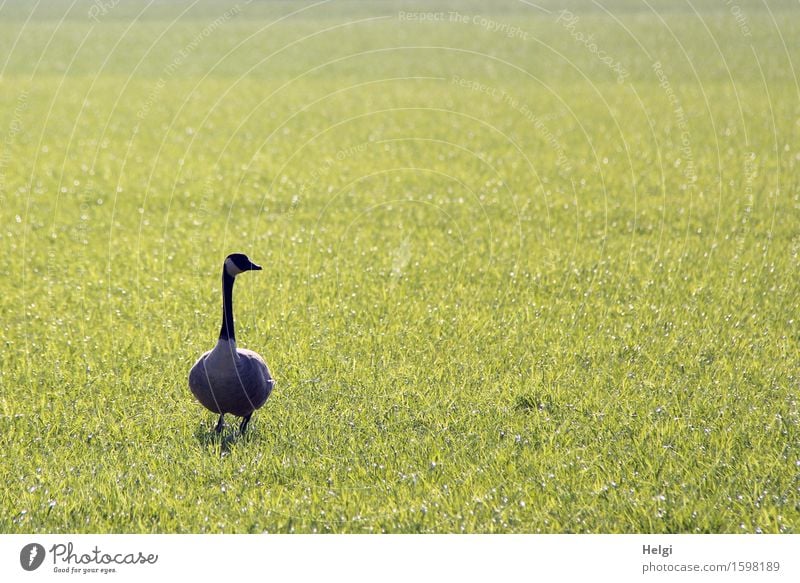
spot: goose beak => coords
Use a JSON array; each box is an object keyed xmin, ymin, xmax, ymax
[{"xmin": 250, "ymin": 263, "xmax": 263, "ymax": 271}]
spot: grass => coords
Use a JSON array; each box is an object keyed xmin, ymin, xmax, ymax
[{"xmin": 0, "ymin": 0, "xmax": 798, "ymax": 533}]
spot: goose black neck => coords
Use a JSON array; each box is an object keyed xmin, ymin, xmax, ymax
[{"xmin": 219, "ymin": 270, "xmax": 236, "ymax": 342}]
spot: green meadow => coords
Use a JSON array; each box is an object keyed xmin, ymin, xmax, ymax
[{"xmin": 0, "ymin": 0, "xmax": 798, "ymax": 533}]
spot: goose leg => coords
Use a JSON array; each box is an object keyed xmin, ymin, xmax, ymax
[
  {"xmin": 215, "ymin": 414, "xmax": 225, "ymax": 434},
  {"xmin": 239, "ymin": 414, "xmax": 252, "ymax": 434}
]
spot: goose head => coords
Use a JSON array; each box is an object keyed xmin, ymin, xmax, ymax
[{"xmin": 224, "ymin": 253, "xmax": 262, "ymax": 277}]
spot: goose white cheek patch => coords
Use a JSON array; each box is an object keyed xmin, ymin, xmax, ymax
[{"xmin": 224, "ymin": 257, "xmax": 243, "ymax": 276}]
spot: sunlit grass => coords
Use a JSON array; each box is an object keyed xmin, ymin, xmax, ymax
[{"xmin": 0, "ymin": 0, "xmax": 798, "ymax": 533}]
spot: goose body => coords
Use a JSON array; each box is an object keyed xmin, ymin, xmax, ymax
[{"xmin": 189, "ymin": 253, "xmax": 274, "ymax": 433}]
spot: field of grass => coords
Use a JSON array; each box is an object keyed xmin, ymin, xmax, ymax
[{"xmin": 0, "ymin": 0, "xmax": 798, "ymax": 533}]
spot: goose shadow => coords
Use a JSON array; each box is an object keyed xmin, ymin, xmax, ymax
[{"xmin": 193, "ymin": 423, "xmax": 253, "ymax": 455}]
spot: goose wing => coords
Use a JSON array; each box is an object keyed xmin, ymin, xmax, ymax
[
  {"xmin": 188, "ymin": 350, "xmax": 223, "ymax": 413},
  {"xmin": 236, "ymin": 348, "xmax": 275, "ymax": 407}
]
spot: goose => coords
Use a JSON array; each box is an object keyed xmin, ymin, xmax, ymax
[{"xmin": 189, "ymin": 253, "xmax": 274, "ymax": 434}]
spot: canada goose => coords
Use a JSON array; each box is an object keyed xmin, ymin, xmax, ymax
[{"xmin": 189, "ymin": 253, "xmax": 274, "ymax": 434}]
